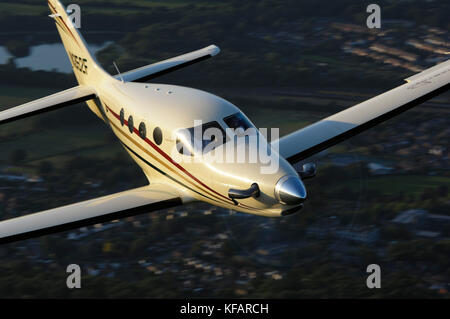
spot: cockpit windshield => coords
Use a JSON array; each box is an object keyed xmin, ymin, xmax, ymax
[
  {"xmin": 176, "ymin": 113, "xmax": 257, "ymax": 156},
  {"xmin": 223, "ymin": 112, "xmax": 256, "ymax": 136},
  {"xmin": 176, "ymin": 121, "xmax": 227, "ymax": 156}
]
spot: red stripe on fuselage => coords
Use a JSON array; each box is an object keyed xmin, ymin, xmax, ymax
[{"xmin": 105, "ymin": 105, "xmax": 235, "ymax": 204}]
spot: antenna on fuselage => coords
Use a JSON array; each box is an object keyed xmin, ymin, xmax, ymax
[{"xmin": 113, "ymin": 61, "xmax": 124, "ymax": 83}]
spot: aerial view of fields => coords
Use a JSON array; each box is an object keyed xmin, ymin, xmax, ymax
[{"xmin": 0, "ymin": 0, "xmax": 448, "ymax": 298}]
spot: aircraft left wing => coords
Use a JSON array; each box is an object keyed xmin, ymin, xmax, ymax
[
  {"xmin": 0, "ymin": 85, "xmax": 97, "ymax": 125},
  {"xmin": 117, "ymin": 45, "xmax": 220, "ymax": 83},
  {"xmin": 273, "ymin": 59, "xmax": 450, "ymax": 164},
  {"xmin": 0, "ymin": 185, "xmax": 186, "ymax": 244}
]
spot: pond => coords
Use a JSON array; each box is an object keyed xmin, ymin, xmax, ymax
[{"xmin": 0, "ymin": 42, "xmax": 113, "ymax": 73}]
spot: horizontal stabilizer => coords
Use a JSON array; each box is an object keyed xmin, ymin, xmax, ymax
[
  {"xmin": 117, "ymin": 45, "xmax": 220, "ymax": 83},
  {"xmin": 0, "ymin": 85, "xmax": 97, "ymax": 125},
  {"xmin": 0, "ymin": 185, "xmax": 185, "ymax": 245}
]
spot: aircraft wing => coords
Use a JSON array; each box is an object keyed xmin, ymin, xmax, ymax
[
  {"xmin": 117, "ymin": 45, "xmax": 220, "ymax": 83},
  {"xmin": 0, "ymin": 185, "xmax": 187, "ymax": 244},
  {"xmin": 0, "ymin": 85, "xmax": 97, "ymax": 125},
  {"xmin": 273, "ymin": 59, "xmax": 450, "ymax": 164}
]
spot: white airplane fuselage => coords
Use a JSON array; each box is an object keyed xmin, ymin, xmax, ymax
[
  {"xmin": 85, "ymin": 79, "xmax": 304, "ymax": 217},
  {"xmin": 43, "ymin": 0, "xmax": 307, "ymax": 218}
]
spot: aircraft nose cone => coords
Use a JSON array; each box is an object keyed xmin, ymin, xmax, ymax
[{"xmin": 275, "ymin": 175, "xmax": 307, "ymax": 205}]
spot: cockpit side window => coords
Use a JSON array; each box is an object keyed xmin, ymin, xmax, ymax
[
  {"xmin": 176, "ymin": 121, "xmax": 227, "ymax": 155},
  {"xmin": 223, "ymin": 113, "xmax": 255, "ymax": 136},
  {"xmin": 201, "ymin": 121, "xmax": 227, "ymax": 150},
  {"xmin": 176, "ymin": 136, "xmax": 192, "ymax": 156}
]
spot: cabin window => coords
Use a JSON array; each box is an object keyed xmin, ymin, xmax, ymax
[
  {"xmin": 139, "ymin": 122, "xmax": 146, "ymax": 139},
  {"xmin": 128, "ymin": 115, "xmax": 134, "ymax": 133},
  {"xmin": 120, "ymin": 108, "xmax": 125, "ymax": 126},
  {"xmin": 153, "ymin": 127, "xmax": 163, "ymax": 145}
]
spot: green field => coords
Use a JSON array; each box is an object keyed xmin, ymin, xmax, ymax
[
  {"xmin": 0, "ymin": 86, "xmax": 58, "ymax": 111},
  {"xmin": 366, "ymin": 175, "xmax": 450, "ymax": 195},
  {"xmin": 0, "ymin": 85, "xmax": 123, "ymax": 172},
  {"xmin": 0, "ymin": 3, "xmax": 48, "ymax": 16},
  {"xmin": 343, "ymin": 174, "xmax": 450, "ymax": 196}
]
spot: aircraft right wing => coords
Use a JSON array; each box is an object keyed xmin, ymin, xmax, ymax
[
  {"xmin": 0, "ymin": 184, "xmax": 188, "ymax": 245},
  {"xmin": 0, "ymin": 85, "xmax": 97, "ymax": 125},
  {"xmin": 273, "ymin": 59, "xmax": 450, "ymax": 164},
  {"xmin": 117, "ymin": 45, "xmax": 220, "ymax": 83}
]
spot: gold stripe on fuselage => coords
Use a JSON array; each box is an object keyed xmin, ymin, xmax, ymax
[{"xmin": 103, "ymin": 104, "xmax": 261, "ymax": 212}]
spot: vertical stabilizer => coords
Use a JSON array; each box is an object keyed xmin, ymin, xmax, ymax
[{"xmin": 47, "ymin": 0, "xmax": 110, "ymax": 85}]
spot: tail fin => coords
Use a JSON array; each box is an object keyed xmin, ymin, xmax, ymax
[{"xmin": 47, "ymin": 0, "xmax": 109, "ymax": 85}]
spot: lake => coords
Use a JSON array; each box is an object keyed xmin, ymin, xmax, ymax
[{"xmin": 0, "ymin": 42, "xmax": 113, "ymax": 73}]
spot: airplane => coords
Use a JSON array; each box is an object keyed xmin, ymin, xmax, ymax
[{"xmin": 0, "ymin": 0, "xmax": 448, "ymax": 244}]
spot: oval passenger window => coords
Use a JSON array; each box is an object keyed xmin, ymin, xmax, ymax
[
  {"xmin": 139, "ymin": 122, "xmax": 146, "ymax": 139},
  {"xmin": 128, "ymin": 115, "xmax": 134, "ymax": 133},
  {"xmin": 120, "ymin": 108, "xmax": 125, "ymax": 126},
  {"xmin": 153, "ymin": 127, "xmax": 163, "ymax": 145}
]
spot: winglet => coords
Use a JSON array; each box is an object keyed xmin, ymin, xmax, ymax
[{"xmin": 206, "ymin": 44, "xmax": 220, "ymax": 56}]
